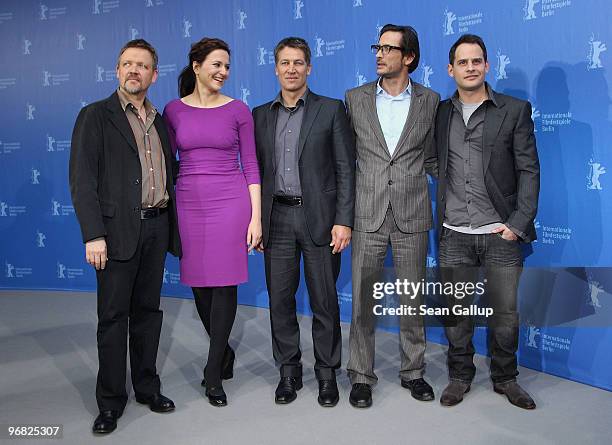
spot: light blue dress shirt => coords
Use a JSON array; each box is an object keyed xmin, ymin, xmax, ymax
[{"xmin": 376, "ymin": 78, "xmax": 412, "ymax": 156}]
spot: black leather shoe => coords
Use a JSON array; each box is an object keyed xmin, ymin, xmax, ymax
[
  {"xmin": 401, "ymin": 377, "xmax": 435, "ymax": 401},
  {"xmin": 274, "ymin": 377, "xmax": 303, "ymax": 404},
  {"xmin": 92, "ymin": 410, "xmax": 119, "ymax": 434},
  {"xmin": 135, "ymin": 393, "xmax": 175, "ymax": 413},
  {"xmin": 205, "ymin": 385, "xmax": 228, "ymax": 407},
  {"xmin": 201, "ymin": 347, "xmax": 236, "ymax": 386},
  {"xmin": 440, "ymin": 381, "xmax": 471, "ymax": 407},
  {"xmin": 494, "ymin": 381, "xmax": 536, "ymax": 410},
  {"xmin": 317, "ymin": 379, "xmax": 339, "ymax": 407},
  {"xmin": 349, "ymin": 383, "xmax": 372, "ymax": 408}
]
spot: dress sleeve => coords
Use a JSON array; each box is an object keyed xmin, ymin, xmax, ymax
[
  {"xmin": 236, "ymin": 102, "xmax": 261, "ymax": 185},
  {"xmin": 162, "ymin": 103, "xmax": 178, "ymax": 158}
]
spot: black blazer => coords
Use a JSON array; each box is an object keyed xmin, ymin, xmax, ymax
[
  {"xmin": 435, "ymin": 88, "xmax": 540, "ymax": 243},
  {"xmin": 253, "ymin": 91, "xmax": 355, "ymax": 247},
  {"xmin": 69, "ymin": 92, "xmax": 181, "ymax": 260}
]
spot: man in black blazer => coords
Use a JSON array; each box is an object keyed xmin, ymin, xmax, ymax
[
  {"xmin": 69, "ymin": 39, "xmax": 181, "ymax": 434},
  {"xmin": 252, "ymin": 37, "xmax": 355, "ymax": 407},
  {"xmin": 434, "ymin": 34, "xmax": 539, "ymax": 410}
]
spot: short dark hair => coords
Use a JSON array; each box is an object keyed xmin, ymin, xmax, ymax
[
  {"xmin": 274, "ymin": 37, "xmax": 311, "ymax": 65},
  {"xmin": 178, "ymin": 37, "xmax": 231, "ymax": 97},
  {"xmin": 117, "ymin": 39, "xmax": 158, "ymax": 70},
  {"xmin": 379, "ymin": 24, "xmax": 420, "ymax": 73},
  {"xmin": 449, "ymin": 34, "xmax": 488, "ymax": 65}
]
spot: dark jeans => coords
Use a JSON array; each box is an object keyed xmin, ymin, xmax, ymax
[{"xmin": 438, "ymin": 227, "xmax": 523, "ymax": 384}]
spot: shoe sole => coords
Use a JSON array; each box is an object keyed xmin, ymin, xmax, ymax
[
  {"xmin": 318, "ymin": 396, "xmax": 339, "ymax": 407},
  {"xmin": 92, "ymin": 428, "xmax": 116, "ymax": 434},
  {"xmin": 493, "ymin": 387, "xmax": 536, "ymax": 410},
  {"xmin": 349, "ymin": 398, "xmax": 372, "ymax": 408},
  {"xmin": 207, "ymin": 399, "xmax": 228, "ymax": 407},
  {"xmin": 411, "ymin": 393, "xmax": 435, "ymax": 402},
  {"xmin": 440, "ymin": 386, "xmax": 470, "ymax": 407},
  {"xmin": 149, "ymin": 406, "xmax": 175, "ymax": 413},
  {"xmin": 134, "ymin": 398, "xmax": 175, "ymax": 413}
]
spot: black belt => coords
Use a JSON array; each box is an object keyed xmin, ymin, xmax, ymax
[
  {"xmin": 273, "ymin": 195, "xmax": 303, "ymax": 206},
  {"xmin": 140, "ymin": 207, "xmax": 168, "ymax": 220}
]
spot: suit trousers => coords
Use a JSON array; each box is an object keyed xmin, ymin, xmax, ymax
[
  {"xmin": 347, "ymin": 205, "xmax": 428, "ymax": 385},
  {"xmin": 264, "ymin": 202, "xmax": 341, "ymax": 380},
  {"xmin": 95, "ymin": 212, "xmax": 169, "ymax": 413},
  {"xmin": 438, "ymin": 227, "xmax": 522, "ymax": 384}
]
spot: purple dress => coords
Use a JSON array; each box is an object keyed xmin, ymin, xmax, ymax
[{"xmin": 163, "ymin": 99, "xmax": 260, "ymax": 287}]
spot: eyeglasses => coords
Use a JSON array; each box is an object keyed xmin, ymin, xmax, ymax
[{"xmin": 370, "ymin": 44, "xmax": 403, "ymax": 55}]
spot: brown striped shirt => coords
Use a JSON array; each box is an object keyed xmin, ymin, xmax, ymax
[{"xmin": 117, "ymin": 87, "xmax": 168, "ymax": 208}]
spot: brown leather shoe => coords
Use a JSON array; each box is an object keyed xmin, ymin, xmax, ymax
[
  {"xmin": 493, "ymin": 381, "xmax": 536, "ymax": 410},
  {"xmin": 440, "ymin": 381, "xmax": 471, "ymax": 406}
]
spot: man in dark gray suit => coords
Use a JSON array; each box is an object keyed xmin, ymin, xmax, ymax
[
  {"xmin": 435, "ymin": 34, "xmax": 539, "ymax": 410},
  {"xmin": 70, "ymin": 40, "xmax": 181, "ymax": 434},
  {"xmin": 345, "ymin": 24, "xmax": 439, "ymax": 408},
  {"xmin": 252, "ymin": 37, "xmax": 355, "ymax": 407}
]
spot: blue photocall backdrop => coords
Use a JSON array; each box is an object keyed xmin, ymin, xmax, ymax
[{"xmin": 1, "ymin": 0, "xmax": 611, "ymax": 390}]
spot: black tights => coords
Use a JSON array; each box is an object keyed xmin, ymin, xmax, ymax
[{"xmin": 192, "ymin": 286, "xmax": 237, "ymax": 387}]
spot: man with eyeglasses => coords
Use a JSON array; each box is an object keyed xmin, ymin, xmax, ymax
[{"xmin": 344, "ymin": 24, "xmax": 439, "ymax": 408}]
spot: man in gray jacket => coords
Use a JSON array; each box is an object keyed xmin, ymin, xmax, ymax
[
  {"xmin": 345, "ymin": 24, "xmax": 439, "ymax": 408},
  {"xmin": 435, "ymin": 34, "xmax": 539, "ymax": 410}
]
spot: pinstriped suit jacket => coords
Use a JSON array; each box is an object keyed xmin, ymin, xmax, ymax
[{"xmin": 345, "ymin": 80, "xmax": 440, "ymax": 233}]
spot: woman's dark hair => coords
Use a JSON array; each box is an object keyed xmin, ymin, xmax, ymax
[{"xmin": 178, "ymin": 37, "xmax": 230, "ymax": 97}]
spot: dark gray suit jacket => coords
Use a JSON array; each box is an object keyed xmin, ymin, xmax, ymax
[
  {"xmin": 69, "ymin": 92, "xmax": 181, "ymax": 260},
  {"xmin": 434, "ymin": 87, "xmax": 540, "ymax": 242},
  {"xmin": 253, "ymin": 91, "xmax": 355, "ymax": 247},
  {"xmin": 345, "ymin": 80, "xmax": 440, "ymax": 233}
]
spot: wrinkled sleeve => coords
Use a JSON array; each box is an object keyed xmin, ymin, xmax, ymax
[
  {"xmin": 162, "ymin": 103, "xmax": 180, "ymax": 181},
  {"xmin": 237, "ymin": 102, "xmax": 261, "ymax": 185}
]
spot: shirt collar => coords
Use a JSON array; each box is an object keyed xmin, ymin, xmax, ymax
[
  {"xmin": 270, "ymin": 88, "xmax": 309, "ymax": 111},
  {"xmin": 117, "ymin": 87, "xmax": 156, "ymax": 116},
  {"xmin": 376, "ymin": 77, "xmax": 412, "ymax": 99},
  {"xmin": 451, "ymin": 82, "xmax": 498, "ymax": 108}
]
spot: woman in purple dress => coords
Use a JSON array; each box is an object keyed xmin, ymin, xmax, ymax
[{"xmin": 163, "ymin": 38, "xmax": 261, "ymax": 406}]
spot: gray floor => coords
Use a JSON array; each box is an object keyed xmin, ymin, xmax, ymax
[{"xmin": 1, "ymin": 290, "xmax": 611, "ymax": 445}]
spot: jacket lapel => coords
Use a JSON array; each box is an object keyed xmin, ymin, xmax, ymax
[
  {"xmin": 362, "ymin": 83, "xmax": 390, "ymax": 158},
  {"xmin": 297, "ymin": 93, "xmax": 322, "ymax": 159},
  {"xmin": 392, "ymin": 81, "xmax": 423, "ymax": 160},
  {"xmin": 440, "ymin": 101, "xmax": 453, "ymax": 174},
  {"xmin": 483, "ymin": 92, "xmax": 507, "ymax": 172},
  {"xmin": 106, "ymin": 92, "xmax": 138, "ymax": 153},
  {"xmin": 265, "ymin": 105, "xmax": 279, "ymax": 173}
]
